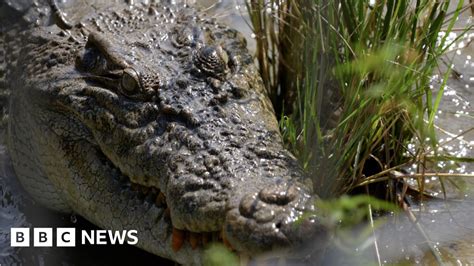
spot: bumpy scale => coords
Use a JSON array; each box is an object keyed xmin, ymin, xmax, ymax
[{"xmin": 2, "ymin": 1, "xmax": 327, "ymax": 264}]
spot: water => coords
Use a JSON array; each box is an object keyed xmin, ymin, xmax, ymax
[{"xmin": 1, "ymin": 0, "xmax": 473, "ymax": 265}]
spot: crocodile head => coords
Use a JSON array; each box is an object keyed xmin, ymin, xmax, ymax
[{"xmin": 7, "ymin": 3, "xmax": 326, "ymax": 264}]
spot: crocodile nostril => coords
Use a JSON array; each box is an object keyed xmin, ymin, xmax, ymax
[
  {"xmin": 259, "ymin": 183, "xmax": 297, "ymax": 205},
  {"xmin": 275, "ymin": 221, "xmax": 282, "ymax": 229}
]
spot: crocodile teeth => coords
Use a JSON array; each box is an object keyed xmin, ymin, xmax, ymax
[
  {"xmin": 221, "ymin": 230, "xmax": 234, "ymax": 251},
  {"xmin": 172, "ymin": 228, "xmax": 185, "ymax": 252},
  {"xmin": 189, "ymin": 232, "xmax": 200, "ymax": 250},
  {"xmin": 155, "ymin": 192, "xmax": 167, "ymax": 207},
  {"xmin": 169, "ymin": 229, "xmax": 229, "ymax": 251}
]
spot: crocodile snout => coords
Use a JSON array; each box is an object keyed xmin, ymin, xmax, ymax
[{"xmin": 224, "ymin": 181, "xmax": 327, "ymax": 255}]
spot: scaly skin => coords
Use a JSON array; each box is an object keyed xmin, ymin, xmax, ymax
[{"xmin": 2, "ymin": 2, "xmax": 326, "ymax": 264}]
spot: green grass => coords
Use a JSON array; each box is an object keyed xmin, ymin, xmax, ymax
[
  {"xmin": 203, "ymin": 244, "xmax": 239, "ymax": 266},
  {"xmin": 243, "ymin": 4, "xmax": 473, "ymax": 262},
  {"xmin": 246, "ymin": 0, "xmax": 473, "ymax": 199}
]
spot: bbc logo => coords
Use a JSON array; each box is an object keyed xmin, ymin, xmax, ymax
[{"xmin": 11, "ymin": 228, "xmax": 76, "ymax": 247}]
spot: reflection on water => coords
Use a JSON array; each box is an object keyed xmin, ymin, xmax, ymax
[
  {"xmin": 319, "ymin": 200, "xmax": 474, "ymax": 265},
  {"xmin": 0, "ymin": 0, "xmax": 473, "ymax": 265}
]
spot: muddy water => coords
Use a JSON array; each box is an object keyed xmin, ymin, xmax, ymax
[{"xmin": 1, "ymin": 0, "xmax": 473, "ymax": 265}]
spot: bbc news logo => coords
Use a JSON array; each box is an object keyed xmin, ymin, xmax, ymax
[{"xmin": 11, "ymin": 228, "xmax": 138, "ymax": 247}]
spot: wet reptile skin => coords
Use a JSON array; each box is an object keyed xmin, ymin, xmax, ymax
[{"xmin": 1, "ymin": 1, "xmax": 326, "ymax": 264}]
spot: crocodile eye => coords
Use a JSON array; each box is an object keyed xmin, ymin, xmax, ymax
[{"xmin": 121, "ymin": 68, "xmax": 141, "ymax": 95}]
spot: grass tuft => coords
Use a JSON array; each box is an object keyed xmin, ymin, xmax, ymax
[{"xmin": 246, "ymin": 0, "xmax": 473, "ymax": 200}]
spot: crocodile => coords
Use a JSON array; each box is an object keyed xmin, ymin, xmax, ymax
[{"xmin": 0, "ymin": 0, "xmax": 326, "ymax": 264}]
